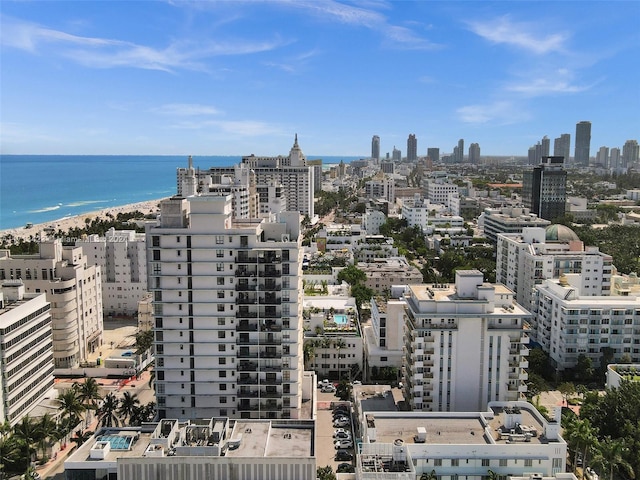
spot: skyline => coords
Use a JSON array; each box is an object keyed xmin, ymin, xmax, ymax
[{"xmin": 1, "ymin": 1, "xmax": 639, "ymax": 157}]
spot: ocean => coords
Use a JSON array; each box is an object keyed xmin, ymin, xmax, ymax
[{"xmin": 0, "ymin": 155, "xmax": 360, "ymax": 230}]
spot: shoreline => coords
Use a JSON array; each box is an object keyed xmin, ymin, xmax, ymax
[{"xmin": 0, "ymin": 198, "xmax": 168, "ymax": 242}]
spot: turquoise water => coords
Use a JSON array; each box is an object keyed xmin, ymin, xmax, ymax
[
  {"xmin": 96, "ymin": 435, "xmax": 133, "ymax": 450},
  {"xmin": 0, "ymin": 155, "xmax": 361, "ymax": 229},
  {"xmin": 334, "ymin": 314, "xmax": 348, "ymax": 325}
]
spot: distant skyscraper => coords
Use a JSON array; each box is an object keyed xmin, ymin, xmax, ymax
[
  {"xmin": 407, "ymin": 134, "xmax": 417, "ymax": 162},
  {"xmin": 574, "ymin": 121, "xmax": 592, "ymax": 166},
  {"xmin": 468, "ymin": 143, "xmax": 480, "ymax": 164},
  {"xmin": 596, "ymin": 146, "xmax": 609, "ymax": 167},
  {"xmin": 522, "ymin": 156, "xmax": 567, "ymax": 221},
  {"xmin": 541, "ymin": 136, "xmax": 550, "ymax": 157},
  {"xmin": 427, "ymin": 147, "xmax": 440, "ymax": 163},
  {"xmin": 371, "ymin": 135, "xmax": 380, "ymax": 161},
  {"xmin": 554, "ymin": 133, "xmax": 571, "ymax": 163},
  {"xmin": 609, "ymin": 147, "xmax": 621, "ymax": 171},
  {"xmin": 392, "ymin": 146, "xmax": 401, "ymax": 161},
  {"xmin": 528, "ymin": 146, "xmax": 536, "ymax": 166},
  {"xmin": 457, "ymin": 139, "xmax": 464, "ymax": 162},
  {"xmin": 622, "ymin": 140, "xmax": 639, "ymax": 169}
]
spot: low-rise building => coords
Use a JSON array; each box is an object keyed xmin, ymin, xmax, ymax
[
  {"xmin": 358, "ymin": 258, "xmax": 423, "ymax": 295},
  {"xmin": 480, "ymin": 206, "xmax": 551, "ymax": 243},
  {"xmin": 351, "ymin": 384, "xmax": 567, "ymax": 479},
  {"xmin": 64, "ymin": 417, "xmax": 316, "ymax": 480},
  {"xmin": 605, "ymin": 363, "xmax": 640, "ymax": 389}
]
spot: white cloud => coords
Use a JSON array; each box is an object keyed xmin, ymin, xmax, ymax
[
  {"xmin": 456, "ymin": 101, "xmax": 529, "ymax": 125},
  {"xmin": 152, "ymin": 104, "xmax": 223, "ymax": 116},
  {"xmin": 507, "ymin": 75, "xmax": 593, "ymax": 96},
  {"xmin": 0, "ymin": 16, "xmax": 287, "ymax": 72},
  {"xmin": 467, "ymin": 15, "xmax": 568, "ymax": 55},
  {"xmin": 167, "ymin": 118, "xmax": 284, "ymax": 137}
]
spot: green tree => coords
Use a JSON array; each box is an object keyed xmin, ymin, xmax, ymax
[
  {"xmin": 36, "ymin": 413, "xmax": 59, "ymax": 461},
  {"xmin": 136, "ymin": 329, "xmax": 154, "ymax": 355},
  {"xmin": 13, "ymin": 415, "xmax": 40, "ymax": 467},
  {"xmin": 590, "ymin": 437, "xmax": 635, "ymax": 480},
  {"xmin": 70, "ymin": 430, "xmax": 94, "ymax": 449},
  {"xmin": 56, "ymin": 389, "xmax": 85, "ymax": 427},
  {"xmin": 118, "ymin": 391, "xmax": 141, "ymax": 424},
  {"xmin": 351, "ymin": 283, "xmax": 375, "ymax": 314},
  {"xmin": 76, "ymin": 378, "xmax": 102, "ymax": 426},
  {"xmin": 335, "ymin": 380, "xmax": 352, "ymax": 401},
  {"xmin": 0, "ymin": 434, "xmax": 25, "ymax": 476},
  {"xmin": 337, "ymin": 265, "xmax": 367, "ymax": 286},
  {"xmin": 557, "ymin": 382, "xmax": 576, "ymax": 406},
  {"xmin": 420, "ymin": 470, "xmax": 437, "ymax": 480},
  {"xmin": 527, "ymin": 348, "xmax": 553, "ymax": 380},
  {"xmin": 97, "ymin": 393, "xmax": 120, "ymax": 428},
  {"xmin": 317, "ymin": 465, "xmax": 337, "ymax": 480}
]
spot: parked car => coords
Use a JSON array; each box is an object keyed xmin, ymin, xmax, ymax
[
  {"xmin": 321, "ymin": 385, "xmax": 336, "ymax": 393},
  {"xmin": 333, "ymin": 418, "xmax": 350, "ymax": 427},
  {"xmin": 333, "ymin": 428, "xmax": 351, "ymax": 437},
  {"xmin": 334, "ymin": 431, "xmax": 351, "ymax": 440},
  {"xmin": 335, "ymin": 450, "xmax": 354, "ymax": 461},
  {"xmin": 334, "ymin": 439, "xmax": 354, "ymax": 449}
]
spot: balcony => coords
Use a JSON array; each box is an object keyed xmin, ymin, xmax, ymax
[
  {"xmin": 259, "ymin": 390, "xmax": 281, "ymax": 398},
  {"xmin": 236, "ymin": 322, "xmax": 258, "ymax": 332},
  {"xmin": 258, "ymin": 254, "xmax": 281, "ymax": 264},
  {"xmin": 235, "ymin": 255, "xmax": 258, "ymax": 264},
  {"xmin": 236, "ymin": 311, "xmax": 258, "ymax": 318},
  {"xmin": 259, "ymin": 283, "xmax": 281, "ymax": 291},
  {"xmin": 238, "ymin": 375, "xmax": 258, "ymax": 385},
  {"xmin": 261, "ymin": 323, "xmax": 282, "ymax": 332},
  {"xmin": 236, "ymin": 336, "xmax": 282, "ymax": 346},
  {"xmin": 262, "ymin": 270, "xmax": 281, "ymax": 278},
  {"xmin": 237, "ymin": 390, "xmax": 259, "ymax": 398},
  {"xmin": 239, "ymin": 362, "xmax": 258, "ymax": 372},
  {"xmin": 260, "ymin": 350, "xmax": 281, "ymax": 359},
  {"xmin": 237, "ymin": 402, "xmax": 259, "ymax": 411},
  {"xmin": 235, "ymin": 284, "xmax": 257, "ymax": 292},
  {"xmin": 235, "ymin": 269, "xmax": 258, "ymax": 277},
  {"xmin": 236, "ymin": 296, "xmax": 258, "ymax": 305},
  {"xmin": 237, "ymin": 350, "xmax": 259, "ymax": 359},
  {"xmin": 260, "ymin": 296, "xmax": 282, "ymax": 305}
]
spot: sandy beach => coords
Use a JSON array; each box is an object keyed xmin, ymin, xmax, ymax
[{"xmin": 0, "ymin": 198, "xmax": 168, "ymax": 242}]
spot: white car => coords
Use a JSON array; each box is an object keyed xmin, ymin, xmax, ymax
[
  {"xmin": 321, "ymin": 385, "xmax": 336, "ymax": 393},
  {"xmin": 333, "ymin": 418, "xmax": 350, "ymax": 427},
  {"xmin": 334, "ymin": 439, "xmax": 354, "ymax": 449},
  {"xmin": 333, "ymin": 428, "xmax": 351, "ymax": 437}
]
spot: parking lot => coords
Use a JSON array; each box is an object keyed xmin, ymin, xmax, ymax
[{"xmin": 316, "ymin": 389, "xmax": 355, "ymax": 474}]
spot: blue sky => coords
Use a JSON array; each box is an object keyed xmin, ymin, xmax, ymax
[{"xmin": 1, "ymin": 1, "xmax": 638, "ymax": 157}]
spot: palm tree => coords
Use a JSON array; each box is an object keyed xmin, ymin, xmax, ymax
[
  {"xmin": 97, "ymin": 393, "xmax": 120, "ymax": 428},
  {"xmin": 590, "ymin": 436, "xmax": 635, "ymax": 480},
  {"xmin": 56, "ymin": 389, "xmax": 85, "ymax": 427},
  {"xmin": 36, "ymin": 413, "xmax": 58, "ymax": 461},
  {"xmin": 70, "ymin": 430, "xmax": 94, "ymax": 449},
  {"xmin": 0, "ymin": 433, "xmax": 25, "ymax": 476},
  {"xmin": 487, "ymin": 471, "xmax": 500, "ymax": 480},
  {"xmin": 564, "ymin": 418, "xmax": 598, "ymax": 472},
  {"xmin": 118, "ymin": 391, "xmax": 140, "ymax": 424},
  {"xmin": 13, "ymin": 415, "xmax": 41, "ymax": 466},
  {"xmin": 76, "ymin": 378, "xmax": 102, "ymax": 426}
]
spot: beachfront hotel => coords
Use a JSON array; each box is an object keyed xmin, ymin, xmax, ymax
[
  {"xmin": 0, "ymin": 238, "xmax": 103, "ymax": 368},
  {"xmin": 146, "ymin": 194, "xmax": 304, "ymax": 420},
  {"xmin": 77, "ymin": 228, "xmax": 148, "ymax": 317},
  {"xmin": 402, "ymin": 270, "xmax": 530, "ymax": 412},
  {"xmin": 176, "ymin": 135, "xmax": 315, "ymax": 218},
  {"xmin": 0, "ymin": 281, "xmax": 54, "ymax": 426}
]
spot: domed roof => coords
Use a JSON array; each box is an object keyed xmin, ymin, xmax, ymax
[{"xmin": 545, "ymin": 224, "xmax": 580, "ymax": 242}]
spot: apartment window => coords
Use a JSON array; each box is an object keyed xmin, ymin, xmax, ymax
[
  {"xmin": 219, "ymin": 344, "xmax": 226, "ymax": 352},
  {"xmin": 152, "ymin": 236, "xmax": 160, "ymax": 247},
  {"xmin": 220, "ymin": 397, "xmax": 227, "ymax": 404},
  {"xmin": 153, "ymin": 250, "xmax": 161, "ymax": 261},
  {"xmin": 218, "ymin": 318, "xmax": 226, "ymax": 326},
  {"xmin": 176, "ymin": 236, "xmax": 181, "ymax": 243},
  {"xmin": 434, "ymin": 459, "xmax": 442, "ymax": 466},
  {"xmin": 220, "ymin": 371, "xmax": 227, "ymax": 378},
  {"xmin": 499, "ymin": 459, "xmax": 507, "ymax": 467},
  {"xmin": 217, "ymin": 263, "xmax": 224, "ymax": 272},
  {"xmin": 216, "ymin": 235, "xmax": 224, "ymax": 245},
  {"xmin": 217, "ymin": 249, "xmax": 224, "ymax": 258},
  {"xmin": 217, "ymin": 277, "xmax": 225, "ymax": 285},
  {"xmin": 451, "ymin": 459, "xmax": 459, "ymax": 467},
  {"xmin": 218, "ymin": 331, "xmax": 226, "ymax": 339},
  {"xmin": 482, "ymin": 459, "xmax": 490, "ymax": 467},
  {"xmin": 524, "ymin": 459, "xmax": 533, "ymax": 467},
  {"xmin": 217, "ymin": 304, "xmax": 225, "ymax": 312},
  {"xmin": 217, "ymin": 291, "xmax": 225, "ymax": 299}
]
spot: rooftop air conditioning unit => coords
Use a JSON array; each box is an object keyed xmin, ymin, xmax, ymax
[{"xmin": 281, "ymin": 234, "xmax": 290, "ymax": 242}]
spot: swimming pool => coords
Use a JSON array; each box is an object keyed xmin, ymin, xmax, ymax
[
  {"xmin": 333, "ymin": 314, "xmax": 348, "ymax": 325},
  {"xmin": 96, "ymin": 435, "xmax": 133, "ymax": 450}
]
